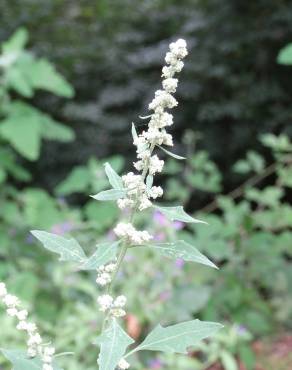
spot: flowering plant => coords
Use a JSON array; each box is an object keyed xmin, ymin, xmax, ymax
[{"xmin": 1, "ymin": 39, "xmax": 222, "ymax": 370}]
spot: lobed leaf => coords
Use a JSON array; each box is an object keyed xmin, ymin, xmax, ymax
[
  {"xmin": 91, "ymin": 189, "xmax": 126, "ymax": 201},
  {"xmin": 80, "ymin": 241, "xmax": 119, "ymax": 270},
  {"xmin": 128, "ymin": 319, "xmax": 222, "ymax": 355},
  {"xmin": 104, "ymin": 162, "xmax": 124, "ymax": 189},
  {"xmin": 31, "ymin": 230, "xmax": 86, "ymax": 263},
  {"xmin": 97, "ymin": 319, "xmax": 134, "ymax": 370},
  {"xmin": 154, "ymin": 205, "xmax": 207, "ymax": 224},
  {"xmin": 149, "ymin": 240, "xmax": 218, "ymax": 269}
]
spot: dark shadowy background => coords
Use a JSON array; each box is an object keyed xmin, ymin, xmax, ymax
[{"xmin": 1, "ymin": 0, "xmax": 292, "ymax": 192}]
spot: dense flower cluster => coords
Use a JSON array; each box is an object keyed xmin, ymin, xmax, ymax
[
  {"xmin": 118, "ymin": 358, "xmax": 130, "ymax": 369},
  {"xmin": 117, "ymin": 38, "xmax": 187, "ymax": 215},
  {"xmin": 97, "ymin": 294, "xmax": 127, "ymax": 318},
  {"xmin": 0, "ymin": 282, "xmax": 55, "ymax": 370},
  {"xmin": 96, "ymin": 39, "xmax": 188, "ymax": 370},
  {"xmin": 114, "ymin": 222, "xmax": 152, "ymax": 245},
  {"xmin": 96, "ymin": 261, "xmax": 117, "ymax": 286}
]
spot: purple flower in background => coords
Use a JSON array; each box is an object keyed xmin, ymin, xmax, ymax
[
  {"xmin": 106, "ymin": 230, "xmax": 116, "ymax": 241},
  {"xmin": 173, "ymin": 221, "xmax": 184, "ymax": 230},
  {"xmin": 51, "ymin": 221, "xmax": 75, "ymax": 235},
  {"xmin": 175, "ymin": 258, "xmax": 185, "ymax": 269},
  {"xmin": 159, "ymin": 290, "xmax": 171, "ymax": 302},
  {"xmin": 125, "ymin": 253, "xmax": 135, "ymax": 262},
  {"xmin": 153, "ymin": 211, "xmax": 168, "ymax": 226},
  {"xmin": 25, "ymin": 233, "xmax": 34, "ymax": 244},
  {"xmin": 148, "ymin": 358, "xmax": 163, "ymax": 369},
  {"xmin": 235, "ymin": 324, "xmax": 248, "ymax": 336},
  {"xmin": 57, "ymin": 196, "xmax": 66, "ymax": 206},
  {"xmin": 153, "ymin": 232, "xmax": 166, "ymax": 241}
]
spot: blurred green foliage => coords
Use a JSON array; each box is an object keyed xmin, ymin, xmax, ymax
[
  {"xmin": 0, "ymin": 0, "xmax": 292, "ymax": 190},
  {"xmin": 0, "ymin": 9, "xmax": 292, "ymax": 369}
]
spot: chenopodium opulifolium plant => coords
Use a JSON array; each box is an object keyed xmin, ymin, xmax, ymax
[{"xmin": 0, "ymin": 39, "xmax": 222, "ymax": 370}]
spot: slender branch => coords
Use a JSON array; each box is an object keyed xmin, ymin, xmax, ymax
[{"xmin": 199, "ymin": 162, "xmax": 277, "ymax": 214}]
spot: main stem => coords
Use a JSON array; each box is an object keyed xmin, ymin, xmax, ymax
[{"xmin": 100, "ymin": 141, "xmax": 156, "ymax": 331}]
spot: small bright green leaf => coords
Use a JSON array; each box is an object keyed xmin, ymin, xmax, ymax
[
  {"xmin": 0, "ymin": 167, "xmax": 7, "ymax": 184},
  {"xmin": 0, "ymin": 114, "xmax": 42, "ymax": 160},
  {"xmin": 239, "ymin": 345, "xmax": 255, "ymax": 370},
  {"xmin": 98, "ymin": 319, "xmax": 134, "ymax": 370},
  {"xmin": 220, "ymin": 350, "xmax": 238, "ymax": 370},
  {"xmin": 104, "ymin": 162, "xmax": 123, "ymax": 189},
  {"xmin": 146, "ymin": 175, "xmax": 153, "ymax": 193},
  {"xmin": 41, "ymin": 117, "xmax": 75, "ymax": 142},
  {"xmin": 6, "ymin": 67, "xmax": 33, "ymax": 97},
  {"xmin": 2, "ymin": 28, "xmax": 29, "ymax": 53},
  {"xmin": 80, "ymin": 241, "xmax": 119, "ymax": 270},
  {"xmin": 131, "ymin": 123, "xmax": 138, "ymax": 142},
  {"xmin": 91, "ymin": 189, "xmax": 126, "ymax": 201},
  {"xmin": 0, "ymin": 349, "xmax": 62, "ymax": 370},
  {"xmin": 277, "ymin": 43, "xmax": 292, "ymax": 65},
  {"xmin": 31, "ymin": 230, "xmax": 86, "ymax": 263},
  {"xmin": 149, "ymin": 240, "xmax": 218, "ymax": 269},
  {"xmin": 29, "ymin": 59, "xmax": 74, "ymax": 97},
  {"xmin": 56, "ymin": 166, "xmax": 91, "ymax": 195},
  {"xmin": 154, "ymin": 205, "xmax": 207, "ymax": 224},
  {"xmin": 128, "ymin": 319, "xmax": 222, "ymax": 355},
  {"xmin": 158, "ymin": 145, "xmax": 186, "ymax": 160}
]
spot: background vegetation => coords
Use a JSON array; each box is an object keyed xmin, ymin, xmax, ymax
[{"xmin": 0, "ymin": 1, "xmax": 292, "ymax": 369}]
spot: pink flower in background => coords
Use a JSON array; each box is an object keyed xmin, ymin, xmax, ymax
[
  {"xmin": 148, "ymin": 358, "xmax": 163, "ymax": 369},
  {"xmin": 125, "ymin": 253, "xmax": 135, "ymax": 262},
  {"xmin": 159, "ymin": 290, "xmax": 171, "ymax": 302},
  {"xmin": 153, "ymin": 211, "xmax": 168, "ymax": 226},
  {"xmin": 51, "ymin": 221, "xmax": 75, "ymax": 235},
  {"xmin": 153, "ymin": 210, "xmax": 184, "ymax": 230},
  {"xmin": 175, "ymin": 258, "xmax": 185, "ymax": 269},
  {"xmin": 153, "ymin": 231, "xmax": 166, "ymax": 241},
  {"xmin": 173, "ymin": 220, "xmax": 184, "ymax": 230},
  {"xmin": 106, "ymin": 230, "xmax": 116, "ymax": 241}
]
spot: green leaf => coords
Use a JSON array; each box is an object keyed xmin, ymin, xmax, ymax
[
  {"xmin": 80, "ymin": 241, "xmax": 119, "ymax": 270},
  {"xmin": 41, "ymin": 117, "xmax": 75, "ymax": 142},
  {"xmin": 104, "ymin": 162, "xmax": 124, "ymax": 189},
  {"xmin": 158, "ymin": 145, "xmax": 186, "ymax": 160},
  {"xmin": 146, "ymin": 174, "xmax": 154, "ymax": 194},
  {"xmin": 0, "ymin": 102, "xmax": 74, "ymax": 160},
  {"xmin": 220, "ymin": 350, "xmax": 238, "ymax": 370},
  {"xmin": 131, "ymin": 122, "xmax": 138, "ymax": 142},
  {"xmin": 0, "ymin": 349, "xmax": 62, "ymax": 370},
  {"xmin": 149, "ymin": 240, "xmax": 217, "ymax": 269},
  {"xmin": 277, "ymin": 43, "xmax": 292, "ymax": 65},
  {"xmin": 56, "ymin": 166, "xmax": 91, "ymax": 195},
  {"xmin": 6, "ymin": 67, "xmax": 34, "ymax": 97},
  {"xmin": 28, "ymin": 58, "xmax": 74, "ymax": 97},
  {"xmin": 91, "ymin": 189, "xmax": 126, "ymax": 201},
  {"xmin": 0, "ymin": 112, "xmax": 42, "ymax": 160},
  {"xmin": 2, "ymin": 28, "xmax": 29, "ymax": 53},
  {"xmin": 154, "ymin": 205, "xmax": 207, "ymax": 224},
  {"xmin": 239, "ymin": 345, "xmax": 255, "ymax": 370},
  {"xmin": 98, "ymin": 319, "xmax": 134, "ymax": 370},
  {"xmin": 31, "ymin": 230, "xmax": 86, "ymax": 263},
  {"xmin": 128, "ymin": 319, "xmax": 222, "ymax": 355}
]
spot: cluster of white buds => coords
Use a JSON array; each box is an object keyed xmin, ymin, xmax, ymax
[
  {"xmin": 117, "ymin": 39, "xmax": 187, "ymax": 215},
  {"xmin": 97, "ymin": 294, "xmax": 127, "ymax": 318},
  {"xmin": 0, "ymin": 282, "xmax": 55, "ymax": 370},
  {"xmin": 118, "ymin": 358, "xmax": 130, "ymax": 369},
  {"xmin": 114, "ymin": 222, "xmax": 152, "ymax": 245},
  {"xmin": 96, "ymin": 261, "xmax": 117, "ymax": 287}
]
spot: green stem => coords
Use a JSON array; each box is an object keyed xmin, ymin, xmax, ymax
[{"xmin": 100, "ymin": 141, "xmax": 156, "ymax": 332}]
